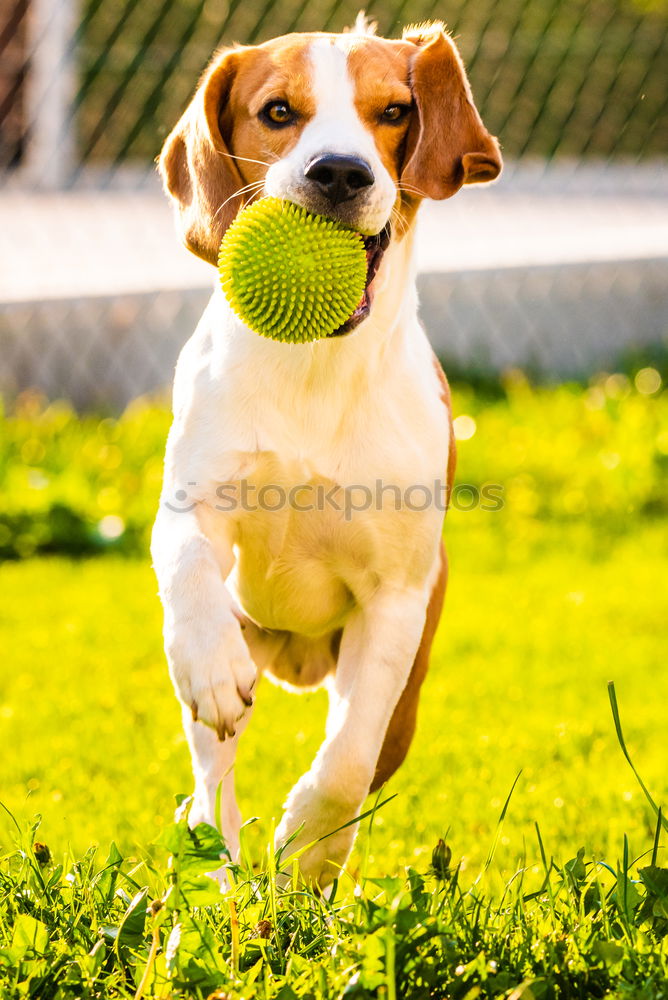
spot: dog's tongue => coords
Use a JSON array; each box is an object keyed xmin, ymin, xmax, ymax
[{"xmin": 350, "ymin": 228, "xmax": 391, "ymax": 314}]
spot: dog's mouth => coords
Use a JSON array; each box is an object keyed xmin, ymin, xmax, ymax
[{"xmin": 328, "ymin": 224, "xmax": 392, "ymax": 337}]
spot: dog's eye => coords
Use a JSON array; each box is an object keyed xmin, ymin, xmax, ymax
[
  {"xmin": 261, "ymin": 101, "xmax": 296, "ymax": 127},
  {"xmin": 381, "ymin": 103, "xmax": 411, "ymax": 124}
]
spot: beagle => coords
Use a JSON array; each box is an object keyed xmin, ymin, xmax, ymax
[{"xmin": 152, "ymin": 16, "xmax": 501, "ymax": 888}]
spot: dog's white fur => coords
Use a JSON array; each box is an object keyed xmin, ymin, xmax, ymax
[{"xmin": 152, "ymin": 27, "xmax": 500, "ymax": 886}]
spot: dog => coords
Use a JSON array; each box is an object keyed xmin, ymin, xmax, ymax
[{"xmin": 152, "ymin": 14, "xmax": 501, "ymax": 888}]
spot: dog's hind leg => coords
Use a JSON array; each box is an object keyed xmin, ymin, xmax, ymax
[
  {"xmin": 274, "ymin": 580, "xmax": 434, "ymax": 888},
  {"xmin": 371, "ymin": 543, "xmax": 447, "ymax": 790},
  {"xmin": 183, "ymin": 704, "xmax": 252, "ymax": 863}
]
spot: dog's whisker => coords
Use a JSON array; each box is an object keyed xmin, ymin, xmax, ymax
[
  {"xmin": 219, "ymin": 151, "xmax": 274, "ymax": 169},
  {"xmin": 390, "ymin": 206, "xmax": 409, "ymax": 237},
  {"xmin": 212, "ymin": 180, "xmax": 266, "ymax": 222},
  {"xmin": 221, "ymin": 178, "xmax": 266, "ymax": 202},
  {"xmin": 397, "ymin": 182, "xmax": 430, "ymax": 199}
]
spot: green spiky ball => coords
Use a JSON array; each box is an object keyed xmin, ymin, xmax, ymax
[{"xmin": 218, "ymin": 198, "xmax": 367, "ymax": 343}]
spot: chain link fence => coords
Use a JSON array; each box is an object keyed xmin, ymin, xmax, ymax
[
  {"xmin": 3, "ymin": 0, "xmax": 667, "ymax": 173},
  {"xmin": 1, "ymin": 0, "xmax": 667, "ymax": 406}
]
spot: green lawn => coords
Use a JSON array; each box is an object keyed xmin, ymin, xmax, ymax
[
  {"xmin": 1, "ymin": 524, "xmax": 667, "ymax": 880},
  {"xmin": 0, "ymin": 378, "xmax": 667, "ymax": 997}
]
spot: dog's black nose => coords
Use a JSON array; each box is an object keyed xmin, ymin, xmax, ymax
[{"xmin": 304, "ymin": 154, "xmax": 374, "ymax": 206}]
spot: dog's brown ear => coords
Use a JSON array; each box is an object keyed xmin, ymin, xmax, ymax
[
  {"xmin": 401, "ymin": 24, "xmax": 502, "ymax": 200},
  {"xmin": 158, "ymin": 49, "xmax": 245, "ymax": 264}
]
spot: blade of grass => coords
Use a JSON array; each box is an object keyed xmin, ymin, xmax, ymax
[
  {"xmin": 651, "ymin": 807, "xmax": 662, "ymax": 867},
  {"xmin": 608, "ymin": 681, "xmax": 667, "ymax": 832},
  {"xmin": 358, "ymin": 786, "xmax": 389, "ymax": 889},
  {"xmin": 315, "ymin": 793, "xmax": 398, "ymax": 844},
  {"xmin": 133, "ymin": 924, "xmax": 160, "ymax": 1000},
  {"xmin": 266, "ymin": 818, "xmax": 283, "ymax": 966},
  {"xmin": 0, "ymin": 801, "xmax": 22, "ymax": 836},
  {"xmin": 229, "ymin": 897, "xmax": 240, "ymax": 979},
  {"xmin": 474, "ymin": 770, "xmax": 522, "ymax": 885},
  {"xmin": 385, "ymin": 928, "xmax": 397, "ymax": 1000}
]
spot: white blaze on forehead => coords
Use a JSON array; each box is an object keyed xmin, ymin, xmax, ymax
[
  {"xmin": 305, "ymin": 38, "xmax": 377, "ymax": 159},
  {"xmin": 309, "ymin": 40, "xmax": 354, "ymax": 106}
]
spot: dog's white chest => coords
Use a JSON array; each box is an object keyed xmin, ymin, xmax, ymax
[
  {"xmin": 218, "ymin": 457, "xmax": 372, "ymax": 634},
  {"xmin": 168, "ymin": 297, "xmax": 449, "ymax": 638},
  {"xmin": 199, "ymin": 431, "xmax": 443, "ymax": 635}
]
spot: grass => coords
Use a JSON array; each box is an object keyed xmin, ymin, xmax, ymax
[{"xmin": 0, "ymin": 376, "xmax": 667, "ymax": 997}]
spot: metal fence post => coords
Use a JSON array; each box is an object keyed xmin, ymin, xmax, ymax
[{"xmin": 24, "ymin": 0, "xmax": 76, "ymax": 188}]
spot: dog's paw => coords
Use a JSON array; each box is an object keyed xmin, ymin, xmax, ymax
[
  {"xmin": 167, "ymin": 620, "xmax": 256, "ymax": 740},
  {"xmin": 275, "ymin": 776, "xmax": 360, "ymax": 889}
]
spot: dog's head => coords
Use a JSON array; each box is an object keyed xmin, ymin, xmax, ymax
[{"xmin": 159, "ymin": 18, "xmax": 501, "ymax": 333}]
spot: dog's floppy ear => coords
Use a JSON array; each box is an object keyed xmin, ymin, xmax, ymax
[
  {"xmin": 158, "ymin": 49, "xmax": 245, "ymax": 264},
  {"xmin": 401, "ymin": 24, "xmax": 502, "ymax": 200}
]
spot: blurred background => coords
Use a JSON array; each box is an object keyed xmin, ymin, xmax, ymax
[
  {"xmin": 0, "ymin": 0, "xmax": 667, "ymax": 409},
  {"xmin": 0, "ymin": 0, "xmax": 666, "ymax": 873}
]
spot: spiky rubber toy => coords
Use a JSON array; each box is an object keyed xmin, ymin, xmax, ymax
[{"xmin": 218, "ymin": 197, "xmax": 368, "ymax": 343}]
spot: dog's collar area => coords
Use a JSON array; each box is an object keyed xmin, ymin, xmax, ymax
[{"xmin": 328, "ymin": 224, "xmax": 392, "ymax": 337}]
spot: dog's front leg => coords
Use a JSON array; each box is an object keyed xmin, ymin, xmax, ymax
[
  {"xmin": 152, "ymin": 505, "xmax": 256, "ymax": 849},
  {"xmin": 152, "ymin": 505, "xmax": 256, "ymax": 736},
  {"xmin": 183, "ymin": 703, "xmax": 252, "ymax": 865},
  {"xmin": 275, "ymin": 586, "xmax": 429, "ymax": 888}
]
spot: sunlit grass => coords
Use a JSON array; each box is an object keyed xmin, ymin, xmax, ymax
[{"xmin": 1, "ymin": 521, "xmax": 666, "ymax": 880}]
